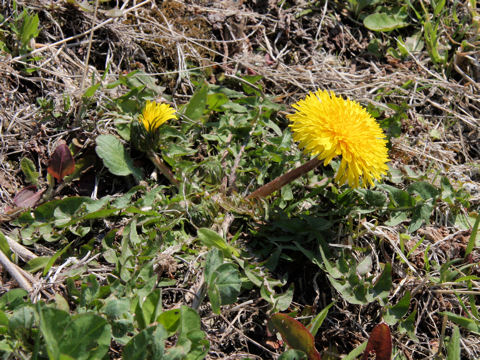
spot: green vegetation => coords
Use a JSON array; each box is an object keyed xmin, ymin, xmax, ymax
[{"xmin": 0, "ymin": 0, "xmax": 479, "ymax": 359}]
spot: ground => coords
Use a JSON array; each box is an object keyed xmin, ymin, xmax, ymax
[{"xmin": 0, "ymin": 0, "xmax": 479, "ymax": 359}]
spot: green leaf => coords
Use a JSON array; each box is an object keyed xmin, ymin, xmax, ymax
[
  {"xmin": 197, "ymin": 228, "xmax": 240, "ymax": 258},
  {"xmin": 83, "ymin": 82, "xmax": 102, "ymax": 98},
  {"xmin": 123, "ymin": 325, "xmax": 167, "ymax": 360},
  {"xmin": 19, "ymin": 12, "xmax": 39, "ymax": 46},
  {"xmin": 446, "ymin": 325, "xmax": 461, "ymax": 360},
  {"xmin": 135, "ymin": 289, "xmax": 162, "ymax": 329},
  {"xmin": 270, "ymin": 313, "xmax": 321, "ymax": 360},
  {"xmin": 38, "ymin": 305, "xmax": 111, "ymax": 360},
  {"xmin": 273, "ymin": 283, "xmax": 294, "ymax": 312},
  {"xmin": 398, "ymin": 309, "xmax": 418, "ymax": 341},
  {"xmin": 308, "ymin": 302, "xmax": 334, "ymax": 336},
  {"xmin": 369, "ymin": 263, "xmax": 392, "ymax": 301},
  {"xmin": 0, "ymin": 231, "xmax": 11, "ymax": 260},
  {"xmin": 171, "ymin": 306, "xmax": 209, "ymax": 360},
  {"xmin": 43, "ymin": 241, "xmax": 73, "ymax": 276},
  {"xmin": 25, "ymin": 256, "xmax": 50, "ymax": 273},
  {"xmin": 433, "ymin": 0, "xmax": 446, "ymax": 16},
  {"xmin": 363, "ymin": 11, "xmax": 409, "ymax": 32},
  {"xmin": 408, "ymin": 203, "xmax": 433, "ymax": 233},
  {"xmin": 20, "ymin": 158, "xmax": 39, "ymax": 185},
  {"xmin": 440, "ymin": 312, "xmax": 480, "ymax": 334},
  {"xmin": 278, "ymin": 349, "xmax": 308, "ymax": 360},
  {"xmin": 95, "ymin": 134, "xmax": 142, "ymax": 179},
  {"xmin": 0, "ymin": 289, "xmax": 28, "ymax": 311},
  {"xmin": 103, "ymin": 298, "xmax": 130, "ymax": 320},
  {"xmin": 184, "ymin": 82, "xmax": 208, "ymax": 121},
  {"xmin": 465, "ymin": 214, "xmax": 480, "ymax": 257},
  {"xmin": 206, "ymin": 93, "xmax": 229, "ymax": 111},
  {"xmin": 343, "ymin": 341, "xmax": 367, "ymax": 360},
  {"xmin": 407, "ymin": 181, "xmax": 439, "ymax": 200},
  {"xmin": 380, "ymin": 184, "xmax": 413, "ymax": 208},
  {"xmin": 157, "ymin": 308, "xmax": 181, "ymax": 336},
  {"xmin": 384, "ymin": 291, "xmax": 411, "ymax": 326},
  {"xmin": 204, "ymin": 250, "xmax": 241, "ymax": 313},
  {"xmin": 205, "ymin": 248, "xmax": 224, "ymax": 283}
]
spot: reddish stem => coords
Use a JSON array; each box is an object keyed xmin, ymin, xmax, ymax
[{"xmin": 247, "ymin": 158, "xmax": 322, "ymax": 199}]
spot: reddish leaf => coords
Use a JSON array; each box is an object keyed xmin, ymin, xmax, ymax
[
  {"xmin": 47, "ymin": 141, "xmax": 75, "ymax": 181},
  {"xmin": 12, "ymin": 185, "xmax": 45, "ymax": 209},
  {"xmin": 270, "ymin": 313, "xmax": 321, "ymax": 360},
  {"xmin": 362, "ymin": 323, "xmax": 392, "ymax": 360}
]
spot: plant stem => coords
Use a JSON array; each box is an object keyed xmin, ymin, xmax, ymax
[
  {"xmin": 247, "ymin": 158, "xmax": 322, "ymax": 199},
  {"xmin": 148, "ymin": 151, "xmax": 180, "ymax": 187}
]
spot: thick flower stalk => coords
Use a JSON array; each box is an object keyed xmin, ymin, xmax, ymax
[{"xmin": 248, "ymin": 90, "xmax": 389, "ymax": 198}]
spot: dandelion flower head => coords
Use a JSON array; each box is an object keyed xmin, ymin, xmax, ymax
[
  {"xmin": 287, "ymin": 90, "xmax": 389, "ymax": 188},
  {"xmin": 139, "ymin": 100, "xmax": 177, "ymax": 132}
]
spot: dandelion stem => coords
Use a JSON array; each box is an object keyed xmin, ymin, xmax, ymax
[
  {"xmin": 247, "ymin": 158, "xmax": 322, "ymax": 199},
  {"xmin": 148, "ymin": 151, "xmax": 180, "ymax": 187}
]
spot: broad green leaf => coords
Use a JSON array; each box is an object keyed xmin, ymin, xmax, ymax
[
  {"xmin": 207, "ymin": 263, "xmax": 241, "ymax": 314},
  {"xmin": 364, "ymin": 190, "xmax": 387, "ymax": 207},
  {"xmin": 38, "ymin": 305, "xmax": 111, "ymax": 360},
  {"xmin": 385, "ymin": 212, "xmax": 408, "ymax": 227},
  {"xmin": 184, "ymin": 82, "xmax": 208, "ymax": 121},
  {"xmin": 20, "ymin": 12, "xmax": 39, "ymax": 46},
  {"xmin": 123, "ymin": 325, "xmax": 167, "ymax": 360},
  {"xmin": 197, "ymin": 228, "xmax": 239, "ymax": 258},
  {"xmin": 384, "ymin": 291, "xmax": 411, "ymax": 326},
  {"xmin": 173, "ymin": 306, "xmax": 209, "ymax": 360},
  {"xmin": 407, "ymin": 181, "xmax": 439, "ymax": 200},
  {"xmin": 135, "ymin": 289, "xmax": 162, "ymax": 329},
  {"xmin": 446, "ymin": 325, "xmax": 461, "ymax": 360},
  {"xmin": 38, "ymin": 305, "xmax": 70, "ymax": 360},
  {"xmin": 205, "ymin": 248, "xmax": 224, "ymax": 284},
  {"xmin": 328, "ymin": 273, "xmax": 369, "ymax": 305},
  {"xmin": 103, "ymin": 298, "xmax": 130, "ymax": 320},
  {"xmin": 0, "ymin": 289, "xmax": 28, "ymax": 311},
  {"xmin": 379, "ymin": 185, "xmax": 413, "ymax": 208},
  {"xmin": 20, "ymin": 158, "xmax": 39, "ymax": 185},
  {"xmin": 270, "ymin": 313, "xmax": 321, "ymax": 360},
  {"xmin": 53, "ymin": 196, "xmax": 94, "ymax": 227},
  {"xmin": 364, "ymin": 12, "xmax": 409, "ymax": 32},
  {"xmin": 8, "ymin": 306, "xmax": 34, "ymax": 339},
  {"xmin": 157, "ymin": 308, "xmax": 181, "ymax": 336},
  {"xmin": 357, "ymin": 255, "xmax": 373, "ymax": 276},
  {"xmin": 274, "ymin": 283, "xmax": 294, "ymax": 312},
  {"xmin": 206, "ymin": 93, "xmax": 229, "ymax": 111},
  {"xmin": 95, "ymin": 134, "xmax": 142, "ymax": 179},
  {"xmin": 408, "ymin": 203, "xmax": 433, "ymax": 233}
]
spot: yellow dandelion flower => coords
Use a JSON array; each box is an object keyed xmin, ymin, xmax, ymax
[
  {"xmin": 287, "ymin": 90, "xmax": 390, "ymax": 188},
  {"xmin": 139, "ymin": 100, "xmax": 177, "ymax": 132}
]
